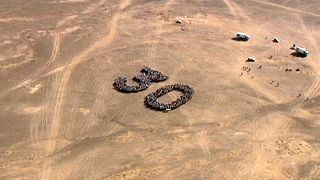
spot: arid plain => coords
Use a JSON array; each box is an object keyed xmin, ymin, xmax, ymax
[{"xmin": 1, "ymin": 0, "xmax": 320, "ymax": 179}]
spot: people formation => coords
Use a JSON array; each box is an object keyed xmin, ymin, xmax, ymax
[
  {"xmin": 113, "ymin": 66, "xmax": 194, "ymax": 111},
  {"xmin": 145, "ymin": 84, "xmax": 194, "ymax": 111},
  {"xmin": 113, "ymin": 66, "xmax": 169, "ymax": 93},
  {"xmin": 141, "ymin": 66, "xmax": 169, "ymax": 82}
]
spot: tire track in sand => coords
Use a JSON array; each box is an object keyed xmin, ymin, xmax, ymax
[
  {"xmin": 222, "ymin": 0, "xmax": 251, "ymax": 21},
  {"xmin": 222, "ymin": 0, "xmax": 237, "ymax": 17},
  {"xmin": 0, "ymin": 0, "xmax": 109, "ymax": 97},
  {"xmin": 39, "ymin": 0, "xmax": 131, "ymax": 179},
  {"xmin": 249, "ymin": 0, "xmax": 320, "ymax": 17},
  {"xmin": 0, "ymin": 30, "xmax": 61, "ymax": 98},
  {"xmin": 280, "ymin": 14, "xmax": 320, "ymax": 120},
  {"xmin": 295, "ymin": 14, "xmax": 320, "ymax": 98},
  {"xmin": 45, "ymin": 0, "xmax": 130, "ymax": 158},
  {"xmin": 140, "ymin": 0, "xmax": 175, "ymax": 139},
  {"xmin": 166, "ymin": 44, "xmax": 212, "ymax": 158},
  {"xmin": 145, "ymin": 0, "xmax": 214, "ymax": 160},
  {"xmin": 147, "ymin": 0, "xmax": 175, "ymax": 65},
  {"xmin": 238, "ymin": 113, "xmax": 291, "ymax": 179},
  {"xmin": 48, "ymin": 30, "xmax": 61, "ymax": 65},
  {"xmin": 240, "ymin": 11, "xmax": 320, "ymax": 178}
]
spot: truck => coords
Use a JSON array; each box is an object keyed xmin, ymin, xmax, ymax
[
  {"xmin": 295, "ymin": 46, "xmax": 309, "ymax": 57},
  {"xmin": 246, "ymin": 57, "xmax": 256, "ymax": 62},
  {"xmin": 236, "ymin": 32, "xmax": 250, "ymax": 41}
]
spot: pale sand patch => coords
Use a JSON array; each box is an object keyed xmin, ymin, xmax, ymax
[
  {"xmin": 29, "ymin": 84, "xmax": 42, "ymax": 94},
  {"xmin": 114, "ymin": 131, "xmax": 144, "ymax": 143},
  {"xmin": 23, "ymin": 107, "xmax": 42, "ymax": 114},
  {"xmin": 61, "ymin": 26, "xmax": 81, "ymax": 34},
  {"xmin": 79, "ymin": 108, "xmax": 90, "ymax": 115}
]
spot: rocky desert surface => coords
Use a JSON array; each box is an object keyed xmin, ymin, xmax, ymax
[{"xmin": 0, "ymin": 0, "xmax": 320, "ymax": 179}]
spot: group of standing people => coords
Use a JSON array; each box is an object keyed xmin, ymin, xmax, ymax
[
  {"xmin": 145, "ymin": 84, "xmax": 194, "ymax": 111},
  {"xmin": 113, "ymin": 66, "xmax": 169, "ymax": 93},
  {"xmin": 113, "ymin": 66, "xmax": 194, "ymax": 111}
]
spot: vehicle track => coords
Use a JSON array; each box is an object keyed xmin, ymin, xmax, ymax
[
  {"xmin": 136, "ymin": 0, "xmax": 176, "ymax": 140},
  {"xmin": 0, "ymin": 17, "xmax": 36, "ymax": 23},
  {"xmin": 83, "ymin": 0, "xmax": 108, "ymax": 14},
  {"xmin": 147, "ymin": 0, "xmax": 175, "ymax": 65},
  {"xmin": 222, "ymin": 0, "xmax": 237, "ymax": 18},
  {"xmin": 0, "ymin": 30, "xmax": 62, "ymax": 98},
  {"xmin": 0, "ymin": 0, "xmax": 108, "ymax": 97},
  {"xmin": 282, "ymin": 0, "xmax": 293, "ymax": 5},
  {"xmin": 162, "ymin": 47, "xmax": 213, "ymax": 158},
  {"xmin": 295, "ymin": 15, "xmax": 320, "ymax": 98},
  {"xmin": 4, "ymin": 65, "xmax": 67, "ymax": 94},
  {"xmin": 218, "ymin": 3, "xmax": 307, "ymax": 176},
  {"xmin": 44, "ymin": 0, "xmax": 130, "ymax": 156},
  {"xmin": 238, "ymin": 113, "xmax": 291, "ymax": 178},
  {"xmin": 89, "ymin": 6, "xmax": 131, "ymax": 128},
  {"xmin": 249, "ymin": 0, "xmax": 320, "ymax": 17},
  {"xmin": 166, "ymin": 55, "xmax": 214, "ymax": 159},
  {"xmin": 30, "ymin": 71, "xmax": 63, "ymax": 144},
  {"xmin": 171, "ymin": 57, "xmax": 193, "ymax": 78},
  {"xmin": 241, "ymin": 8, "xmax": 320, "ymax": 177},
  {"xmin": 167, "ymin": 90, "xmax": 214, "ymax": 158},
  {"xmin": 280, "ymin": 14, "xmax": 320, "ymax": 121},
  {"xmin": 48, "ymin": 31, "xmax": 60, "ymax": 65},
  {"xmin": 39, "ymin": 0, "xmax": 131, "ymax": 178},
  {"xmin": 0, "ymin": 0, "xmax": 36, "ymax": 19},
  {"xmin": 227, "ymin": 0, "xmax": 252, "ymax": 21}
]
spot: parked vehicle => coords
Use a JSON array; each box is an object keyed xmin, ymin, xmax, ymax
[
  {"xmin": 236, "ymin": 32, "xmax": 250, "ymax": 41},
  {"xmin": 246, "ymin": 57, "xmax": 256, "ymax": 62},
  {"xmin": 295, "ymin": 46, "xmax": 309, "ymax": 57}
]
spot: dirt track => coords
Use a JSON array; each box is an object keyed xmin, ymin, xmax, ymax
[{"xmin": 1, "ymin": 0, "xmax": 320, "ymax": 179}]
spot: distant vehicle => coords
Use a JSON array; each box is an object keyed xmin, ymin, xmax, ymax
[
  {"xmin": 236, "ymin": 32, "xmax": 250, "ymax": 41},
  {"xmin": 176, "ymin": 19, "xmax": 183, "ymax": 24},
  {"xmin": 273, "ymin": 37, "xmax": 280, "ymax": 43},
  {"xmin": 295, "ymin": 46, "xmax": 309, "ymax": 57},
  {"xmin": 246, "ymin": 57, "xmax": 256, "ymax": 62}
]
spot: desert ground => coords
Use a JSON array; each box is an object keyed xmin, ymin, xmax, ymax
[{"xmin": 1, "ymin": 0, "xmax": 320, "ymax": 179}]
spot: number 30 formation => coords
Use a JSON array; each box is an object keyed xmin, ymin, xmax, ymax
[{"xmin": 113, "ymin": 66, "xmax": 194, "ymax": 112}]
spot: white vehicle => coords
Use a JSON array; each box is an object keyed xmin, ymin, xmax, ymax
[
  {"xmin": 273, "ymin": 37, "xmax": 280, "ymax": 43},
  {"xmin": 246, "ymin": 57, "xmax": 256, "ymax": 62},
  {"xmin": 236, "ymin": 32, "xmax": 250, "ymax": 41},
  {"xmin": 176, "ymin": 19, "xmax": 183, "ymax": 24},
  {"xmin": 295, "ymin": 46, "xmax": 309, "ymax": 57}
]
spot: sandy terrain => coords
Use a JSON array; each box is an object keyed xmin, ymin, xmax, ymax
[{"xmin": 1, "ymin": 0, "xmax": 320, "ymax": 179}]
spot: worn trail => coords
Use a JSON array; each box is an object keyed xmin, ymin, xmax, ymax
[{"xmin": 39, "ymin": 0, "xmax": 131, "ymax": 178}]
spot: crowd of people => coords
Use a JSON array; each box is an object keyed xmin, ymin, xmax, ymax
[
  {"xmin": 113, "ymin": 66, "xmax": 168, "ymax": 93},
  {"xmin": 141, "ymin": 66, "xmax": 169, "ymax": 82},
  {"xmin": 113, "ymin": 76, "xmax": 150, "ymax": 93},
  {"xmin": 145, "ymin": 84, "xmax": 194, "ymax": 111},
  {"xmin": 114, "ymin": 67, "xmax": 194, "ymax": 111}
]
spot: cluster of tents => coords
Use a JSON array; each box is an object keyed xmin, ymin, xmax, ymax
[
  {"xmin": 145, "ymin": 84, "xmax": 194, "ymax": 111},
  {"xmin": 113, "ymin": 66, "xmax": 168, "ymax": 93}
]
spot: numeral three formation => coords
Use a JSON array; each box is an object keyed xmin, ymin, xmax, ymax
[{"xmin": 113, "ymin": 66, "xmax": 194, "ymax": 112}]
